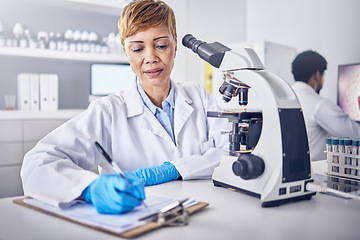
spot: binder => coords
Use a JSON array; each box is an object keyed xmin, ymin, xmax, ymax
[
  {"xmin": 13, "ymin": 197, "xmax": 208, "ymax": 238},
  {"xmin": 18, "ymin": 72, "xmax": 59, "ymax": 112},
  {"xmin": 48, "ymin": 74, "xmax": 59, "ymax": 111},
  {"xmin": 30, "ymin": 73, "xmax": 40, "ymax": 111},
  {"xmin": 17, "ymin": 73, "xmax": 31, "ymax": 111},
  {"xmin": 39, "ymin": 74, "xmax": 50, "ymax": 111}
]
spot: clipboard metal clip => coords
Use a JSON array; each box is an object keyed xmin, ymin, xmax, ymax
[{"xmin": 156, "ymin": 198, "xmax": 189, "ymax": 226}]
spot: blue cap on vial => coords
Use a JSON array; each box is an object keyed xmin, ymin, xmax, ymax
[
  {"xmin": 344, "ymin": 139, "xmax": 352, "ymax": 146},
  {"xmin": 331, "ymin": 138, "xmax": 339, "ymax": 145}
]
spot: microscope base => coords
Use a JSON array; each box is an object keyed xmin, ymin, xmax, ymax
[{"xmin": 213, "ymin": 180, "xmax": 316, "ymax": 207}]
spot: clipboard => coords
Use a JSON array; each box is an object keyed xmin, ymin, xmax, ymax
[{"xmin": 13, "ymin": 197, "xmax": 209, "ymax": 238}]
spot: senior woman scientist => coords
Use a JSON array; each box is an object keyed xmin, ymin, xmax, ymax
[{"xmin": 21, "ymin": 0, "xmax": 228, "ymax": 214}]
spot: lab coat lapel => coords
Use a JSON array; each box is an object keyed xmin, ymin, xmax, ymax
[
  {"xmin": 141, "ymin": 110, "xmax": 173, "ymax": 141},
  {"xmin": 122, "ymin": 81, "xmax": 173, "ymax": 142},
  {"xmin": 174, "ymin": 84, "xmax": 194, "ymax": 141},
  {"xmin": 122, "ymin": 81, "xmax": 143, "ymax": 118}
]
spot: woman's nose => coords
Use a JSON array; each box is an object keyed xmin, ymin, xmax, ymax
[{"xmin": 144, "ymin": 48, "xmax": 159, "ymax": 64}]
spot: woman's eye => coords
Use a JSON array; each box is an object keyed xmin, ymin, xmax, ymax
[
  {"xmin": 157, "ymin": 44, "xmax": 168, "ymax": 49},
  {"xmin": 132, "ymin": 48, "xmax": 143, "ymax": 53}
]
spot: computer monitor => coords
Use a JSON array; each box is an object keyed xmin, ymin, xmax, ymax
[
  {"xmin": 337, "ymin": 63, "xmax": 360, "ymax": 121},
  {"xmin": 90, "ymin": 63, "xmax": 134, "ymax": 96}
]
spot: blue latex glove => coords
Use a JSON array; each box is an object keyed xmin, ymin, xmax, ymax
[
  {"xmin": 132, "ymin": 161, "xmax": 179, "ymax": 186},
  {"xmin": 81, "ymin": 172, "xmax": 145, "ymax": 214}
]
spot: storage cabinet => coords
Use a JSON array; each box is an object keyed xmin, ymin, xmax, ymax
[
  {"xmin": 0, "ymin": 120, "xmax": 22, "ymax": 142},
  {"xmin": 0, "ymin": 110, "xmax": 83, "ymax": 197},
  {"xmin": 23, "ymin": 119, "xmax": 68, "ymax": 141},
  {"xmin": 0, "ymin": 165, "xmax": 23, "ymax": 198},
  {"xmin": 0, "ymin": 142, "xmax": 24, "ymax": 165}
]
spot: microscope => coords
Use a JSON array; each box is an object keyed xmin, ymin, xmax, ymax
[{"xmin": 182, "ymin": 34, "xmax": 316, "ymax": 207}]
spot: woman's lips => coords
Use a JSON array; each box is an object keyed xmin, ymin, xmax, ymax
[{"xmin": 144, "ymin": 68, "xmax": 163, "ymax": 77}]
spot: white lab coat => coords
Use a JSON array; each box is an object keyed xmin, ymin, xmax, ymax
[
  {"xmin": 21, "ymin": 80, "xmax": 228, "ymax": 207},
  {"xmin": 292, "ymin": 81, "xmax": 360, "ymax": 161}
]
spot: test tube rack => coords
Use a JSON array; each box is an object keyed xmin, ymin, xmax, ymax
[{"xmin": 327, "ymin": 152, "xmax": 360, "ymax": 180}]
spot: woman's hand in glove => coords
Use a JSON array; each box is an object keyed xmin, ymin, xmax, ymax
[{"xmin": 81, "ymin": 172, "xmax": 145, "ymax": 214}]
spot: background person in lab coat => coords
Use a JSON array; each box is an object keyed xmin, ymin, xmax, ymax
[
  {"xmin": 21, "ymin": 0, "xmax": 228, "ymax": 214},
  {"xmin": 291, "ymin": 50, "xmax": 360, "ymax": 161}
]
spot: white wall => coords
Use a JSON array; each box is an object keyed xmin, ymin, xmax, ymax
[
  {"xmin": 165, "ymin": 0, "xmax": 189, "ymax": 84},
  {"xmin": 167, "ymin": 0, "xmax": 247, "ymax": 84},
  {"xmin": 170, "ymin": 0, "xmax": 360, "ymax": 107},
  {"xmin": 247, "ymin": 0, "xmax": 360, "ymax": 103}
]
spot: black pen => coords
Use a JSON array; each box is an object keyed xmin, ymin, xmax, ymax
[{"xmin": 94, "ymin": 141, "xmax": 149, "ymax": 209}]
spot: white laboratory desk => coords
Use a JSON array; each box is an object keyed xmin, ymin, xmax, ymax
[{"xmin": 0, "ymin": 177, "xmax": 359, "ymax": 240}]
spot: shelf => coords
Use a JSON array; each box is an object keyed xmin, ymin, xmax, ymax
[
  {"xmin": 66, "ymin": 0, "xmax": 127, "ymax": 9},
  {"xmin": 33, "ymin": 0, "xmax": 130, "ymax": 16},
  {"xmin": 0, "ymin": 109, "xmax": 85, "ymax": 120},
  {"xmin": 0, "ymin": 47, "xmax": 128, "ymax": 63}
]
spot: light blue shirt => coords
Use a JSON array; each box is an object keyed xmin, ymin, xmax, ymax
[{"xmin": 136, "ymin": 78, "xmax": 175, "ymax": 144}]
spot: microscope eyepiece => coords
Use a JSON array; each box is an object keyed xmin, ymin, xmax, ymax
[
  {"xmin": 182, "ymin": 34, "xmax": 205, "ymax": 54},
  {"xmin": 182, "ymin": 34, "xmax": 230, "ymax": 68}
]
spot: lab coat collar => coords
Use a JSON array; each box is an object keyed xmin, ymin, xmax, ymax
[
  {"xmin": 136, "ymin": 78, "xmax": 176, "ymax": 115},
  {"xmin": 122, "ymin": 80, "xmax": 145, "ymax": 118},
  {"xmin": 123, "ymin": 79, "xmax": 193, "ymax": 118},
  {"xmin": 122, "ymin": 84, "xmax": 171, "ymax": 140},
  {"xmin": 173, "ymin": 81, "xmax": 193, "ymax": 105},
  {"xmin": 121, "ymin": 78, "xmax": 194, "ymax": 143},
  {"xmin": 292, "ymin": 81, "xmax": 317, "ymax": 94}
]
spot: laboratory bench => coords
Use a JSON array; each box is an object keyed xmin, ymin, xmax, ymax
[{"xmin": 0, "ymin": 170, "xmax": 359, "ymax": 240}]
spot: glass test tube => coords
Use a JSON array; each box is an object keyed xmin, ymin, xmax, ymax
[
  {"xmin": 331, "ymin": 138, "xmax": 339, "ymax": 164},
  {"xmin": 344, "ymin": 139, "xmax": 352, "ymax": 165},
  {"xmin": 344, "ymin": 139, "xmax": 355, "ymax": 175},
  {"xmin": 352, "ymin": 140, "xmax": 359, "ymax": 165},
  {"xmin": 331, "ymin": 138, "xmax": 339, "ymax": 172},
  {"xmin": 352, "ymin": 139, "xmax": 360, "ymax": 176},
  {"xmin": 326, "ymin": 138, "xmax": 332, "ymax": 152},
  {"xmin": 338, "ymin": 138, "xmax": 345, "ymax": 154},
  {"xmin": 339, "ymin": 138, "xmax": 345, "ymax": 173}
]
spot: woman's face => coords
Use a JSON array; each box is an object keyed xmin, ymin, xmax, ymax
[{"xmin": 124, "ymin": 24, "xmax": 177, "ymax": 89}]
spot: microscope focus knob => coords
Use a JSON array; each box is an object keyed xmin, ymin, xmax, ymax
[{"xmin": 232, "ymin": 154, "xmax": 265, "ymax": 180}]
